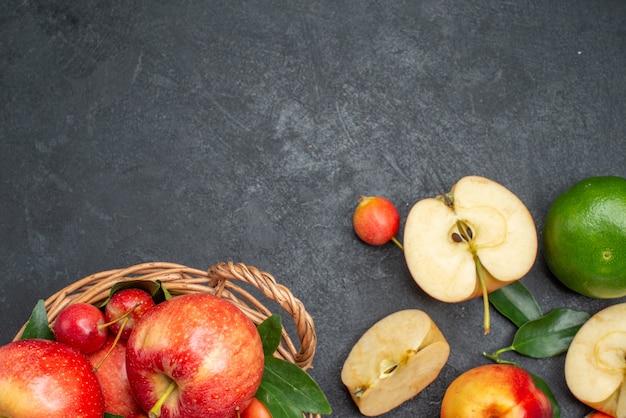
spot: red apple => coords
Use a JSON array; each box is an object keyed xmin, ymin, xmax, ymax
[
  {"xmin": 53, "ymin": 302, "xmax": 108, "ymax": 354},
  {"xmin": 126, "ymin": 293, "xmax": 265, "ymax": 418},
  {"xmin": 87, "ymin": 336, "xmax": 143, "ymax": 417},
  {"xmin": 0, "ymin": 339, "xmax": 105, "ymax": 417},
  {"xmin": 353, "ymin": 195, "xmax": 402, "ymax": 247},
  {"xmin": 105, "ymin": 287, "xmax": 156, "ymax": 340},
  {"xmin": 240, "ymin": 397, "xmax": 272, "ymax": 418},
  {"xmin": 440, "ymin": 364, "xmax": 552, "ymax": 418}
]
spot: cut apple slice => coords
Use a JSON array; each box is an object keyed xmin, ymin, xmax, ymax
[
  {"xmin": 565, "ymin": 302, "xmax": 626, "ymax": 418},
  {"xmin": 403, "ymin": 175, "xmax": 538, "ymax": 333},
  {"xmin": 341, "ymin": 309, "xmax": 450, "ymax": 416}
]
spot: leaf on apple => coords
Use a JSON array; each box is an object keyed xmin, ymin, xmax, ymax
[
  {"xmin": 20, "ymin": 299, "xmax": 54, "ymax": 341},
  {"xmin": 489, "ymin": 281, "xmax": 543, "ymax": 328},
  {"xmin": 256, "ymin": 315, "xmax": 332, "ymax": 417}
]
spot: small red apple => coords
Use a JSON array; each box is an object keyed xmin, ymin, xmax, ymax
[
  {"xmin": 240, "ymin": 397, "xmax": 272, "ymax": 418},
  {"xmin": 353, "ymin": 195, "xmax": 402, "ymax": 248},
  {"xmin": 53, "ymin": 302, "xmax": 108, "ymax": 354},
  {"xmin": 87, "ymin": 336, "xmax": 143, "ymax": 417},
  {"xmin": 0, "ymin": 339, "xmax": 105, "ymax": 417},
  {"xmin": 440, "ymin": 364, "xmax": 552, "ymax": 418},
  {"xmin": 104, "ymin": 287, "xmax": 156, "ymax": 340},
  {"xmin": 126, "ymin": 293, "xmax": 265, "ymax": 418}
]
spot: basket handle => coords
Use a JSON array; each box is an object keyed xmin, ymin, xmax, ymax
[{"xmin": 207, "ymin": 261, "xmax": 317, "ymax": 370}]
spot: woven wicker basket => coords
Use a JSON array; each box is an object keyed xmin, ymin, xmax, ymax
[{"xmin": 14, "ymin": 261, "xmax": 321, "ymax": 418}]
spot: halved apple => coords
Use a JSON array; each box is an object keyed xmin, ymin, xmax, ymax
[
  {"xmin": 403, "ymin": 175, "xmax": 538, "ymax": 333},
  {"xmin": 565, "ymin": 302, "xmax": 626, "ymax": 418},
  {"xmin": 341, "ymin": 309, "xmax": 450, "ymax": 416}
]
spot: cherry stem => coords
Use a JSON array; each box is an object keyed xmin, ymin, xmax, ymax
[
  {"xmin": 483, "ymin": 348, "xmax": 518, "ymax": 365},
  {"xmin": 92, "ymin": 316, "xmax": 128, "ymax": 372},
  {"xmin": 149, "ymin": 379, "xmax": 177, "ymax": 418},
  {"xmin": 98, "ymin": 301, "xmax": 142, "ymax": 330},
  {"xmin": 390, "ymin": 236, "xmax": 404, "ymax": 251}
]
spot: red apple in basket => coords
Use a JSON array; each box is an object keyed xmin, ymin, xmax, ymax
[
  {"xmin": 0, "ymin": 338, "xmax": 105, "ymax": 417},
  {"xmin": 125, "ymin": 293, "xmax": 265, "ymax": 418},
  {"xmin": 440, "ymin": 364, "xmax": 552, "ymax": 418},
  {"xmin": 87, "ymin": 335, "xmax": 143, "ymax": 417}
]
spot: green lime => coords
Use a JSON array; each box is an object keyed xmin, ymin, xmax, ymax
[{"xmin": 542, "ymin": 176, "xmax": 626, "ymax": 298}]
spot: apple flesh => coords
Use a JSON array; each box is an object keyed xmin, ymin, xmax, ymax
[
  {"xmin": 0, "ymin": 339, "xmax": 105, "ymax": 417},
  {"xmin": 403, "ymin": 175, "xmax": 537, "ymax": 333},
  {"xmin": 341, "ymin": 309, "xmax": 450, "ymax": 416},
  {"xmin": 440, "ymin": 364, "xmax": 552, "ymax": 418},
  {"xmin": 87, "ymin": 336, "xmax": 144, "ymax": 417},
  {"xmin": 353, "ymin": 195, "xmax": 402, "ymax": 248},
  {"xmin": 126, "ymin": 293, "xmax": 265, "ymax": 418},
  {"xmin": 565, "ymin": 302, "xmax": 626, "ymax": 418}
]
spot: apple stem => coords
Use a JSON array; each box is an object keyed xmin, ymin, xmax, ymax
[
  {"xmin": 390, "ymin": 236, "xmax": 404, "ymax": 251},
  {"xmin": 474, "ymin": 255, "xmax": 491, "ymax": 335},
  {"xmin": 149, "ymin": 379, "xmax": 177, "ymax": 418}
]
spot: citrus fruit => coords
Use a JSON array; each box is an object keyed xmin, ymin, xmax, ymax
[{"xmin": 542, "ymin": 176, "xmax": 626, "ymax": 298}]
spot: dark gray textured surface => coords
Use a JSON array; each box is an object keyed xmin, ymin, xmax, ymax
[{"xmin": 1, "ymin": 1, "xmax": 625, "ymax": 416}]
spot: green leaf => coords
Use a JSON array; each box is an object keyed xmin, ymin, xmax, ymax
[
  {"xmin": 256, "ymin": 380, "xmax": 308, "ymax": 418},
  {"xmin": 104, "ymin": 413, "xmax": 124, "ymax": 418},
  {"xmin": 20, "ymin": 299, "xmax": 54, "ymax": 340},
  {"xmin": 510, "ymin": 308, "xmax": 590, "ymax": 358},
  {"xmin": 257, "ymin": 314, "xmax": 283, "ymax": 356},
  {"xmin": 260, "ymin": 356, "xmax": 332, "ymax": 415},
  {"xmin": 98, "ymin": 280, "xmax": 169, "ymax": 308},
  {"xmin": 529, "ymin": 372, "xmax": 561, "ymax": 418},
  {"xmin": 489, "ymin": 281, "xmax": 543, "ymax": 327}
]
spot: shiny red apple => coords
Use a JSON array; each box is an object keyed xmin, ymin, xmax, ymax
[
  {"xmin": 0, "ymin": 338, "xmax": 105, "ymax": 417},
  {"xmin": 125, "ymin": 293, "xmax": 265, "ymax": 418}
]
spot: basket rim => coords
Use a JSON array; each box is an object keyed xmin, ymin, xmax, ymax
[{"xmin": 14, "ymin": 261, "xmax": 318, "ymax": 372}]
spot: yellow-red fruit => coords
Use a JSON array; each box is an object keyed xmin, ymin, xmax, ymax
[
  {"xmin": 353, "ymin": 196, "xmax": 400, "ymax": 246},
  {"xmin": 440, "ymin": 364, "xmax": 552, "ymax": 418}
]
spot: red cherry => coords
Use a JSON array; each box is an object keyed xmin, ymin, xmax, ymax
[
  {"xmin": 53, "ymin": 303, "xmax": 108, "ymax": 354},
  {"xmin": 353, "ymin": 195, "xmax": 403, "ymax": 249},
  {"xmin": 104, "ymin": 288, "xmax": 156, "ymax": 340}
]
